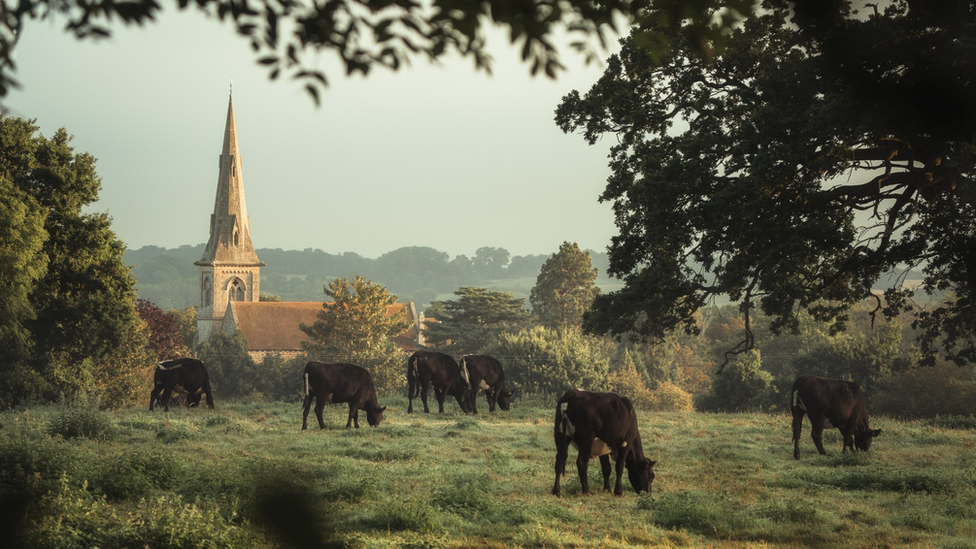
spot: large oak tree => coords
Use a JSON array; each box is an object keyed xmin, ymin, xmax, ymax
[{"xmin": 557, "ymin": 1, "xmax": 976, "ymax": 366}]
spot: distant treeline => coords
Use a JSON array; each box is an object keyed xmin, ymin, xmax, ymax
[{"xmin": 124, "ymin": 244, "xmax": 618, "ymax": 310}]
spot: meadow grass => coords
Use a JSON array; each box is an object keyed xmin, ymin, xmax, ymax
[{"xmin": 2, "ymin": 397, "xmax": 975, "ymax": 548}]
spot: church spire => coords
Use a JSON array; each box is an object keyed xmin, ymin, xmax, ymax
[{"xmin": 197, "ymin": 93, "xmax": 262, "ymax": 266}]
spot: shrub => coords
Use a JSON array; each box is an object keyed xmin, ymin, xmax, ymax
[
  {"xmin": 480, "ymin": 326, "xmax": 611, "ymax": 395},
  {"xmin": 873, "ymin": 363, "xmax": 976, "ymax": 418},
  {"xmin": 696, "ymin": 350, "xmax": 776, "ymax": 412},
  {"xmin": 647, "ymin": 381, "xmax": 694, "ymax": 412},
  {"xmin": 46, "ymin": 392, "xmax": 115, "ymax": 441}
]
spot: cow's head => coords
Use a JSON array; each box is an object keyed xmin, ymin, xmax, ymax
[
  {"xmin": 627, "ymin": 458, "xmax": 656, "ymax": 494},
  {"xmin": 366, "ymin": 406, "xmax": 387, "ymax": 427},
  {"xmin": 855, "ymin": 428, "xmax": 882, "ymax": 451},
  {"xmin": 497, "ymin": 390, "xmax": 514, "ymax": 411}
]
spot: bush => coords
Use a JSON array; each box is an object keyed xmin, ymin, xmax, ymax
[
  {"xmin": 696, "ymin": 349, "xmax": 776, "ymax": 412},
  {"xmin": 47, "ymin": 392, "xmax": 115, "ymax": 441},
  {"xmin": 873, "ymin": 363, "xmax": 976, "ymax": 418},
  {"xmin": 480, "ymin": 326, "xmax": 611, "ymax": 395}
]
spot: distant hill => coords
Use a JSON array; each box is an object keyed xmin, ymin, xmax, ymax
[{"xmin": 125, "ymin": 245, "xmax": 617, "ymax": 311}]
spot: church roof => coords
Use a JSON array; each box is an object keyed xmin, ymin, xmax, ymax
[
  {"xmin": 223, "ymin": 301, "xmax": 420, "ymax": 352},
  {"xmin": 197, "ymin": 94, "xmax": 263, "ymax": 267}
]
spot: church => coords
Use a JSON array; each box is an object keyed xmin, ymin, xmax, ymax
[{"xmin": 194, "ymin": 94, "xmax": 421, "ymax": 360}]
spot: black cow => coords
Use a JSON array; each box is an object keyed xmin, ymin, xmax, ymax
[
  {"xmin": 302, "ymin": 362, "xmax": 387, "ymax": 429},
  {"xmin": 149, "ymin": 358, "xmax": 214, "ymax": 412},
  {"xmin": 406, "ymin": 350, "xmax": 470, "ymax": 413},
  {"xmin": 552, "ymin": 390, "xmax": 656, "ymax": 497},
  {"xmin": 459, "ymin": 354, "xmax": 513, "ymax": 414},
  {"xmin": 791, "ymin": 375, "xmax": 882, "ymax": 460}
]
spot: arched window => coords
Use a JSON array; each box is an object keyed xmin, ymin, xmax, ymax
[
  {"xmin": 234, "ymin": 229, "xmax": 240, "ymax": 247},
  {"xmin": 229, "ymin": 278, "xmax": 245, "ymax": 301},
  {"xmin": 204, "ymin": 277, "xmax": 212, "ymax": 307}
]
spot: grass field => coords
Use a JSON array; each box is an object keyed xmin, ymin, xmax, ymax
[{"xmin": 3, "ymin": 395, "xmax": 975, "ymax": 548}]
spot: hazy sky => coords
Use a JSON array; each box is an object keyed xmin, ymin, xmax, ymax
[{"xmin": 8, "ymin": 9, "xmax": 621, "ymax": 259}]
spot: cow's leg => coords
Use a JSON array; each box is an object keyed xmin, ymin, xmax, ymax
[
  {"xmin": 552, "ymin": 437, "xmax": 569, "ymax": 497},
  {"xmin": 314, "ymin": 400, "xmax": 327, "ymax": 430},
  {"xmin": 435, "ymin": 386, "xmax": 447, "ymax": 413},
  {"xmin": 576, "ymin": 439, "xmax": 592, "ymax": 494},
  {"xmin": 160, "ymin": 387, "xmax": 174, "ymax": 412},
  {"xmin": 486, "ymin": 389, "xmax": 496, "ymax": 413},
  {"xmin": 346, "ymin": 405, "xmax": 359, "ymax": 429},
  {"xmin": 407, "ymin": 372, "xmax": 416, "ymax": 414},
  {"xmin": 420, "ymin": 374, "xmax": 432, "ymax": 413},
  {"xmin": 612, "ymin": 450, "xmax": 628, "ymax": 496},
  {"xmin": 810, "ymin": 417, "xmax": 828, "ymax": 455},
  {"xmin": 301, "ymin": 394, "xmax": 314, "ymax": 430},
  {"xmin": 469, "ymin": 384, "xmax": 480, "ymax": 414},
  {"xmin": 841, "ymin": 428, "xmax": 854, "ymax": 453},
  {"xmin": 792, "ymin": 409, "xmax": 805, "ymax": 460},
  {"xmin": 202, "ymin": 381, "xmax": 215, "ymax": 409},
  {"xmin": 149, "ymin": 386, "xmax": 163, "ymax": 411},
  {"xmin": 599, "ymin": 455, "xmax": 612, "ymax": 492}
]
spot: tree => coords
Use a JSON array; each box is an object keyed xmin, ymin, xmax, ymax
[
  {"xmin": 472, "ymin": 247, "xmax": 511, "ymax": 280},
  {"xmin": 0, "ymin": 116, "xmax": 150, "ymax": 407},
  {"xmin": 530, "ymin": 241, "xmax": 600, "ymax": 329},
  {"xmin": 0, "ymin": 0, "xmax": 755, "ymax": 105},
  {"xmin": 479, "ymin": 326, "xmax": 611, "ymax": 395},
  {"xmin": 557, "ymin": 2, "xmax": 976, "ymax": 367},
  {"xmin": 300, "ymin": 276, "xmax": 410, "ymax": 393},
  {"xmin": 136, "ymin": 299, "xmax": 190, "ymax": 360},
  {"xmin": 423, "ymin": 286, "xmax": 531, "ymax": 355}
]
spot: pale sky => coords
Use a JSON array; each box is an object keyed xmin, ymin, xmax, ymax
[{"xmin": 8, "ymin": 9, "xmax": 620, "ymax": 259}]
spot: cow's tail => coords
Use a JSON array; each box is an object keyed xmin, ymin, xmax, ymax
[
  {"xmin": 303, "ymin": 364, "xmax": 312, "ymax": 398},
  {"xmin": 459, "ymin": 356, "xmax": 471, "ymax": 385}
]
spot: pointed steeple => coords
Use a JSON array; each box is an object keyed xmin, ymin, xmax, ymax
[{"xmin": 197, "ymin": 93, "xmax": 263, "ymax": 266}]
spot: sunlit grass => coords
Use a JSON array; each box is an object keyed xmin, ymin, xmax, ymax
[{"xmin": 2, "ymin": 397, "xmax": 976, "ymax": 547}]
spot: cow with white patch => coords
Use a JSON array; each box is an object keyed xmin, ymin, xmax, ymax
[
  {"xmin": 552, "ymin": 389, "xmax": 656, "ymax": 497},
  {"xmin": 302, "ymin": 362, "xmax": 387, "ymax": 429},
  {"xmin": 406, "ymin": 350, "xmax": 470, "ymax": 414},
  {"xmin": 791, "ymin": 375, "xmax": 882, "ymax": 460},
  {"xmin": 149, "ymin": 358, "xmax": 215, "ymax": 412},
  {"xmin": 459, "ymin": 354, "xmax": 513, "ymax": 414}
]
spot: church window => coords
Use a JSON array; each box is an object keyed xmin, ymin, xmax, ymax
[
  {"xmin": 204, "ymin": 277, "xmax": 212, "ymax": 307},
  {"xmin": 234, "ymin": 229, "xmax": 240, "ymax": 246},
  {"xmin": 230, "ymin": 278, "xmax": 245, "ymax": 301}
]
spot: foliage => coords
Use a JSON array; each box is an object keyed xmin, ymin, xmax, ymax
[
  {"xmin": 529, "ymin": 241, "xmax": 600, "ymax": 329},
  {"xmin": 169, "ymin": 306, "xmax": 198, "ymax": 353},
  {"xmin": 873, "ymin": 362, "xmax": 976, "ymax": 418},
  {"xmin": 558, "ymin": 1, "xmax": 976, "ymax": 367},
  {"xmin": 0, "ymin": 116, "xmax": 149, "ymax": 409},
  {"xmin": 46, "ymin": 392, "xmax": 115, "ymax": 440},
  {"xmin": 136, "ymin": 299, "xmax": 191, "ymax": 361},
  {"xmin": 479, "ymin": 325, "xmax": 611, "ymax": 394},
  {"xmin": 299, "ymin": 276, "xmax": 410, "ymax": 395},
  {"xmin": 196, "ymin": 330, "xmax": 257, "ymax": 399},
  {"xmin": 697, "ymin": 349, "xmax": 775, "ymax": 412},
  {"xmin": 423, "ymin": 286, "xmax": 532, "ymax": 355}
]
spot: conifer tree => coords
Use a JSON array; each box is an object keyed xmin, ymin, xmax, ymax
[{"xmin": 530, "ymin": 242, "xmax": 600, "ymax": 329}]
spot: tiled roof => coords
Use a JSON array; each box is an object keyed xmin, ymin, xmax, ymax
[{"xmin": 224, "ymin": 301, "xmax": 419, "ymax": 352}]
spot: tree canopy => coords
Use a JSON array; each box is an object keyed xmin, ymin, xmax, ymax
[
  {"xmin": 557, "ymin": 0, "xmax": 976, "ymax": 367},
  {"xmin": 423, "ymin": 286, "xmax": 531, "ymax": 355},
  {"xmin": 0, "ymin": 116, "xmax": 149, "ymax": 407},
  {"xmin": 530, "ymin": 241, "xmax": 600, "ymax": 329},
  {"xmin": 0, "ymin": 0, "xmax": 755, "ymax": 103}
]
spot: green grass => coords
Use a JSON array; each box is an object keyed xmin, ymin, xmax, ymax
[{"xmin": 3, "ymin": 398, "xmax": 976, "ymax": 548}]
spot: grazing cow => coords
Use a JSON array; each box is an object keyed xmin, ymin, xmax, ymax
[
  {"xmin": 459, "ymin": 355, "xmax": 513, "ymax": 414},
  {"xmin": 149, "ymin": 358, "xmax": 214, "ymax": 412},
  {"xmin": 302, "ymin": 362, "xmax": 387, "ymax": 429},
  {"xmin": 406, "ymin": 350, "xmax": 470, "ymax": 413},
  {"xmin": 552, "ymin": 390, "xmax": 656, "ymax": 497},
  {"xmin": 791, "ymin": 375, "xmax": 882, "ymax": 460}
]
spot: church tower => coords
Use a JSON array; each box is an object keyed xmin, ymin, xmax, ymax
[{"xmin": 195, "ymin": 93, "xmax": 265, "ymax": 344}]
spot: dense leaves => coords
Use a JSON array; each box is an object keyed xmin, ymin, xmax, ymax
[
  {"xmin": 529, "ymin": 241, "xmax": 600, "ymax": 329},
  {"xmin": 0, "ymin": 0, "xmax": 756, "ymax": 104},
  {"xmin": 0, "ymin": 116, "xmax": 148, "ymax": 408},
  {"xmin": 558, "ymin": 1, "xmax": 976, "ymax": 366},
  {"xmin": 136, "ymin": 299, "xmax": 190, "ymax": 361},
  {"xmin": 423, "ymin": 286, "xmax": 531, "ymax": 355}
]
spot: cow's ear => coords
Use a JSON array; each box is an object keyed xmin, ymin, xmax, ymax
[
  {"xmin": 872, "ymin": 429, "xmax": 882, "ymax": 437},
  {"xmin": 379, "ymin": 406, "xmax": 387, "ymax": 413},
  {"xmin": 649, "ymin": 460, "xmax": 657, "ymax": 467}
]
